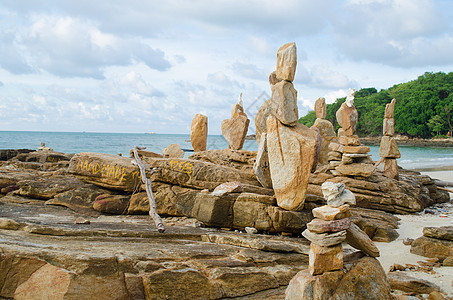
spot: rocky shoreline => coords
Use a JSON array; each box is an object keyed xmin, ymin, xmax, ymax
[
  {"xmin": 0, "ymin": 147, "xmax": 451, "ymax": 299},
  {"xmin": 360, "ymin": 136, "xmax": 453, "ymax": 148}
]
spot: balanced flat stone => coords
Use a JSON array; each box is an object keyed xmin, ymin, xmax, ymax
[
  {"xmin": 384, "ymin": 98, "xmax": 396, "ymax": 119},
  {"xmin": 266, "ymin": 115, "xmax": 318, "ymax": 211},
  {"xmin": 335, "ymin": 163, "xmax": 375, "ymax": 177},
  {"xmin": 342, "ymin": 146, "xmax": 370, "ymax": 154},
  {"xmin": 379, "ymin": 136, "xmax": 401, "ymax": 158},
  {"xmin": 276, "ymin": 42, "xmax": 297, "ymax": 82},
  {"xmin": 307, "ymin": 218, "xmax": 351, "ymax": 233},
  {"xmin": 221, "ymin": 113, "xmax": 250, "ymax": 150},
  {"xmin": 302, "ymin": 229, "xmax": 347, "ymax": 247},
  {"xmin": 383, "ymin": 118, "xmax": 395, "ymax": 136},
  {"xmin": 270, "ymin": 80, "xmax": 298, "ymax": 126},
  {"xmin": 312, "ymin": 205, "xmax": 351, "ymax": 221},
  {"xmin": 254, "ymin": 99, "xmax": 272, "ymax": 144},
  {"xmin": 309, "ymin": 243, "xmax": 343, "ymax": 275}
]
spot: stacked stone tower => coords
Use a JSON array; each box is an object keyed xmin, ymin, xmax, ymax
[
  {"xmin": 326, "ymin": 89, "xmax": 375, "ymax": 177},
  {"xmin": 253, "ymin": 43, "xmax": 319, "ymax": 211},
  {"xmin": 379, "ymin": 98, "xmax": 400, "ymax": 179},
  {"xmin": 311, "ymin": 98, "xmax": 337, "ymax": 165}
]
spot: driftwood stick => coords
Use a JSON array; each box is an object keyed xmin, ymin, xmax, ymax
[
  {"xmin": 437, "ymin": 186, "xmax": 453, "ymax": 193},
  {"xmin": 433, "ymin": 179, "xmax": 453, "ymax": 188},
  {"xmin": 133, "ymin": 146, "xmax": 165, "ymax": 233}
]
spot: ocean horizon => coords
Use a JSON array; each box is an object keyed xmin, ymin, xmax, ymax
[{"xmin": 1, "ymin": 130, "xmax": 453, "ymax": 171}]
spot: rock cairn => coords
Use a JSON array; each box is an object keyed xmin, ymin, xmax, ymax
[
  {"xmin": 310, "ymin": 97, "xmax": 337, "ymax": 165},
  {"xmin": 221, "ymin": 93, "xmax": 250, "ymax": 150},
  {"xmin": 302, "ymin": 182, "xmax": 355, "ymax": 275},
  {"xmin": 286, "ymin": 182, "xmax": 390, "ymax": 299},
  {"xmin": 378, "ymin": 98, "xmax": 400, "ymax": 179},
  {"xmin": 253, "ymin": 43, "xmax": 319, "ymax": 211},
  {"xmin": 190, "ymin": 114, "xmax": 208, "ymax": 152},
  {"xmin": 327, "ymin": 89, "xmax": 375, "ymax": 177}
]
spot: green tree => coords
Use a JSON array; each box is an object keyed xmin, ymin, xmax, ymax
[
  {"xmin": 298, "ymin": 110, "xmax": 316, "ymax": 127},
  {"xmin": 427, "ymin": 114, "xmax": 444, "ymax": 136}
]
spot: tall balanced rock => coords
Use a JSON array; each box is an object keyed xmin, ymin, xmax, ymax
[
  {"xmin": 336, "ymin": 88, "xmax": 358, "ymax": 137},
  {"xmin": 311, "ymin": 97, "xmax": 337, "ymax": 165},
  {"xmin": 190, "ymin": 114, "xmax": 208, "ymax": 152},
  {"xmin": 266, "ymin": 115, "xmax": 318, "ymax": 211},
  {"xmin": 379, "ymin": 98, "xmax": 400, "ymax": 179},
  {"xmin": 271, "ymin": 43, "xmax": 298, "ymax": 126},
  {"xmin": 221, "ymin": 93, "xmax": 250, "ymax": 150},
  {"xmin": 254, "ymin": 42, "xmax": 318, "ymax": 211}
]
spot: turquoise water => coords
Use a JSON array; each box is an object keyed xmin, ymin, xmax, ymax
[{"xmin": 0, "ymin": 131, "xmax": 452, "ymax": 170}]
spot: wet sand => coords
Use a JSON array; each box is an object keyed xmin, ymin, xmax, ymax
[{"xmin": 373, "ymin": 169, "xmax": 453, "ymax": 297}]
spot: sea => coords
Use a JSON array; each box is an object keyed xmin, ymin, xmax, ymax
[{"xmin": 1, "ymin": 131, "xmax": 453, "ymax": 171}]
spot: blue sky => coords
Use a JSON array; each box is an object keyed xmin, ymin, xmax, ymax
[{"xmin": 1, "ymin": 0, "xmax": 453, "ymax": 134}]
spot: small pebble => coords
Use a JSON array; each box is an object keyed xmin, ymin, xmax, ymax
[
  {"xmin": 74, "ymin": 217, "xmax": 90, "ymax": 225},
  {"xmin": 403, "ymin": 238, "xmax": 414, "ymax": 245},
  {"xmin": 245, "ymin": 227, "xmax": 258, "ymax": 234}
]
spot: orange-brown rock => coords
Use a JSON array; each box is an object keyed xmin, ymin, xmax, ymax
[
  {"xmin": 384, "ymin": 98, "xmax": 396, "ymax": 118},
  {"xmin": 162, "ymin": 144, "xmax": 185, "ymax": 158},
  {"xmin": 314, "ymin": 97, "xmax": 327, "ymax": 119},
  {"xmin": 312, "ymin": 118, "xmax": 337, "ymax": 165},
  {"xmin": 346, "ymin": 222, "xmax": 380, "ymax": 257},
  {"xmin": 342, "ymin": 145, "xmax": 370, "ymax": 154},
  {"xmin": 266, "ymin": 115, "xmax": 318, "ymax": 211},
  {"xmin": 253, "ymin": 133, "xmax": 272, "ymax": 188},
  {"xmin": 383, "ymin": 118, "xmax": 395, "ymax": 136},
  {"xmin": 221, "ymin": 113, "xmax": 250, "ymax": 150},
  {"xmin": 336, "ymin": 102, "xmax": 358, "ymax": 136},
  {"xmin": 270, "ymin": 81, "xmax": 298, "ymax": 126},
  {"xmin": 383, "ymin": 158, "xmax": 399, "ymax": 180},
  {"xmin": 309, "ymin": 243, "xmax": 343, "ymax": 275},
  {"xmin": 190, "ymin": 114, "xmax": 208, "ymax": 152},
  {"xmin": 312, "ymin": 205, "xmax": 351, "ymax": 221},
  {"xmin": 276, "ymin": 42, "xmax": 297, "ymax": 82},
  {"xmin": 379, "ymin": 136, "xmax": 401, "ymax": 158},
  {"xmin": 254, "ymin": 99, "xmax": 272, "ymax": 144}
]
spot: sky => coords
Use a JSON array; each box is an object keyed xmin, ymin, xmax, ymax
[{"xmin": 1, "ymin": 0, "xmax": 453, "ymax": 135}]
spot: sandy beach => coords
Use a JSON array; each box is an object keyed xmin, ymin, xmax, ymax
[{"xmin": 370, "ymin": 170, "xmax": 453, "ymax": 297}]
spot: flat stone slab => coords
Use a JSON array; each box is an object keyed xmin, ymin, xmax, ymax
[{"xmin": 0, "ymin": 201, "xmax": 308, "ymax": 299}]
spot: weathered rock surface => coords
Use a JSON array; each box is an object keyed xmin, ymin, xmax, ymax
[
  {"xmin": 254, "ymin": 99, "xmax": 272, "ymax": 144},
  {"xmin": 312, "ymin": 205, "xmax": 351, "ymax": 221},
  {"xmin": 307, "ymin": 217, "xmax": 351, "ymax": 234},
  {"xmin": 302, "ymin": 229, "xmax": 347, "ymax": 247},
  {"xmin": 270, "ymin": 80, "xmax": 299, "ymax": 126},
  {"xmin": 93, "ymin": 194, "xmax": 130, "ymax": 214},
  {"xmin": 68, "ymin": 152, "xmax": 141, "ymax": 192},
  {"xmin": 346, "ymin": 222, "xmax": 380, "ymax": 257},
  {"xmin": 190, "ymin": 113, "xmax": 208, "ymax": 152},
  {"xmin": 266, "ymin": 115, "xmax": 318, "ymax": 211},
  {"xmin": 144, "ymin": 157, "xmax": 260, "ymax": 191},
  {"xmin": 309, "ymin": 243, "xmax": 343, "ymax": 275},
  {"xmin": 387, "ymin": 272, "xmax": 441, "ymax": 295},
  {"xmin": 253, "ymin": 133, "xmax": 272, "ymax": 188},
  {"xmin": 221, "ymin": 106, "xmax": 250, "ymax": 150},
  {"xmin": 276, "ymin": 42, "xmax": 297, "ymax": 82},
  {"xmin": 410, "ymin": 236, "xmax": 453, "ymax": 260},
  {"xmin": 0, "ymin": 149, "xmax": 35, "ymax": 161},
  {"xmin": 0, "ymin": 201, "xmax": 309, "ymax": 299},
  {"xmin": 380, "ymin": 136, "xmax": 401, "ymax": 158},
  {"xmin": 18, "ymin": 175, "xmax": 89, "ymax": 200},
  {"xmin": 423, "ymin": 226, "xmax": 453, "ymax": 241},
  {"xmin": 162, "ymin": 143, "xmax": 185, "ymax": 158},
  {"xmin": 314, "ymin": 97, "xmax": 327, "ymax": 119},
  {"xmin": 286, "ymin": 256, "xmax": 392, "ymax": 300},
  {"xmin": 335, "ymin": 163, "xmax": 375, "ymax": 177},
  {"xmin": 14, "ymin": 150, "xmax": 73, "ymax": 164},
  {"xmin": 312, "ymin": 118, "xmax": 337, "ymax": 165},
  {"xmin": 189, "ymin": 149, "xmax": 256, "ymax": 172},
  {"xmin": 336, "ymin": 102, "xmax": 358, "ymax": 136}
]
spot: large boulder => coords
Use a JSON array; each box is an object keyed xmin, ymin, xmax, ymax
[
  {"xmin": 144, "ymin": 157, "xmax": 260, "ymax": 191},
  {"xmin": 266, "ymin": 115, "xmax": 318, "ymax": 211},
  {"xmin": 190, "ymin": 114, "xmax": 208, "ymax": 152},
  {"xmin": 286, "ymin": 256, "xmax": 392, "ymax": 300},
  {"xmin": 189, "ymin": 149, "xmax": 256, "ymax": 172},
  {"xmin": 68, "ymin": 152, "xmax": 141, "ymax": 192}
]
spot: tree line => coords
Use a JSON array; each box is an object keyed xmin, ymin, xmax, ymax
[{"xmin": 299, "ymin": 72, "xmax": 453, "ymax": 138}]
